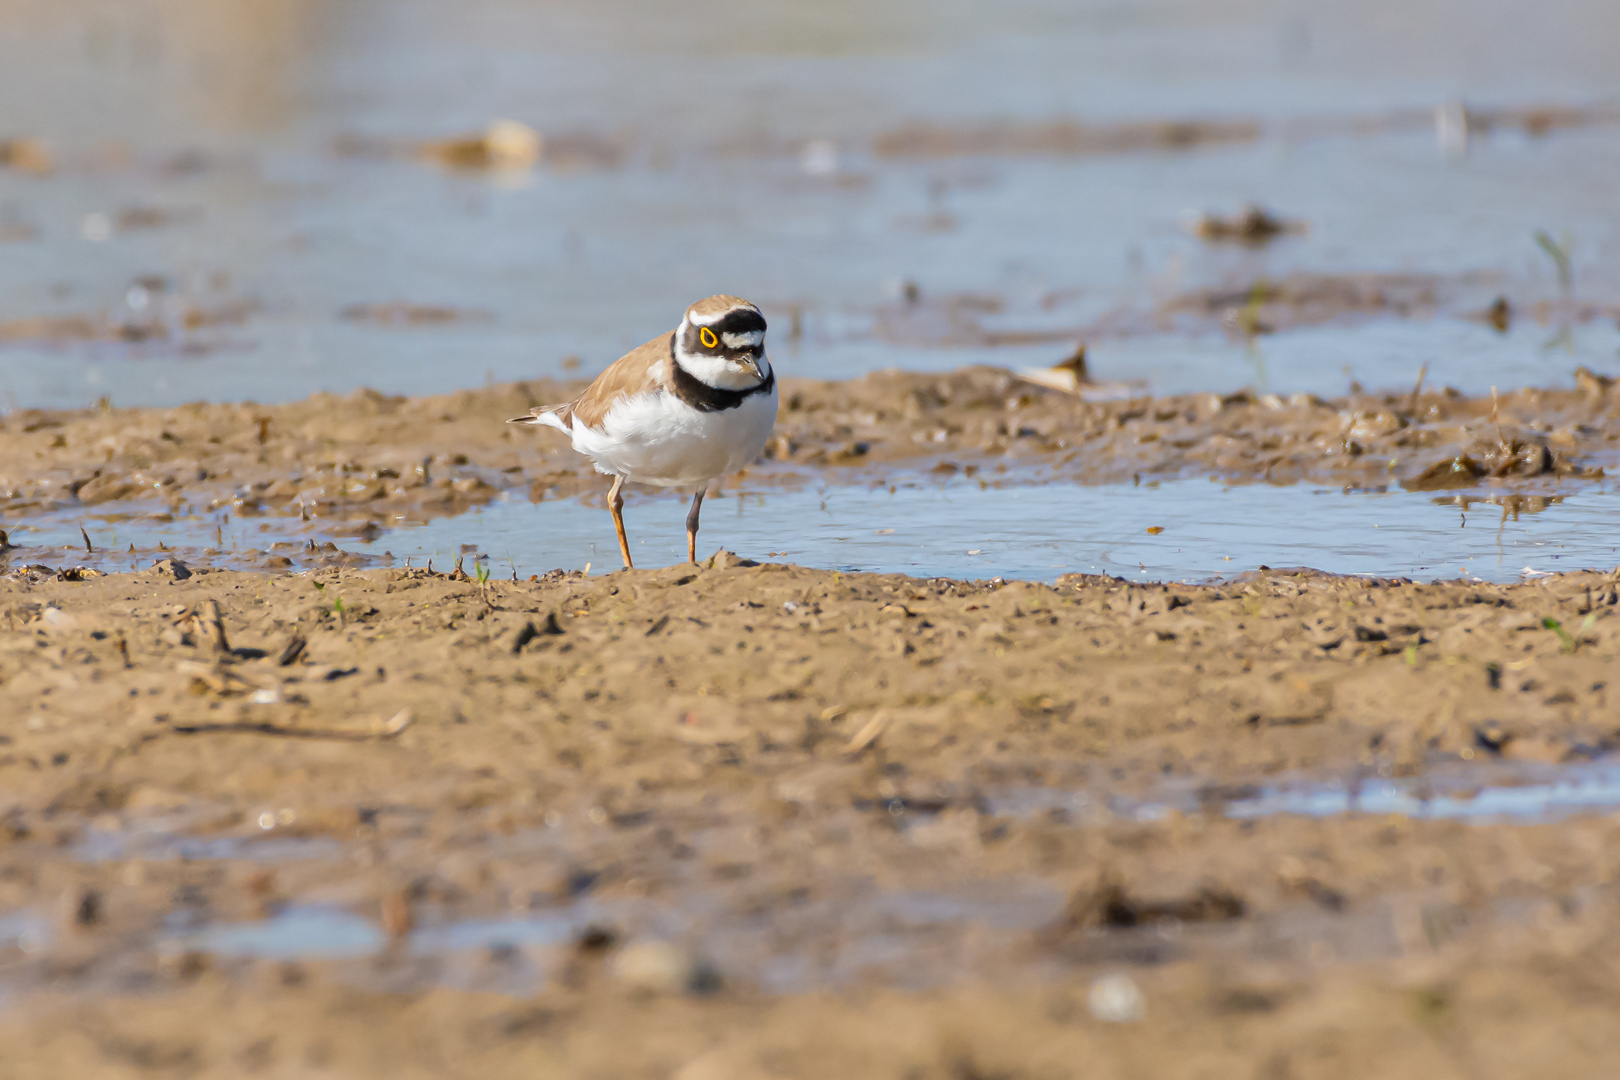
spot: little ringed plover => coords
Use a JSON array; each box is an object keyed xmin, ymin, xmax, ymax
[{"xmin": 508, "ymin": 295, "xmax": 777, "ymax": 568}]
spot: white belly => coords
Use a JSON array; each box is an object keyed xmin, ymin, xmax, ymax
[{"xmin": 569, "ymin": 385, "xmax": 778, "ymax": 487}]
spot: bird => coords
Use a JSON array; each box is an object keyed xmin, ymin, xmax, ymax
[{"xmin": 508, "ymin": 295, "xmax": 777, "ymax": 569}]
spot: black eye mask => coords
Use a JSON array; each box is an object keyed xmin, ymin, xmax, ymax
[{"xmin": 684, "ymin": 308, "xmax": 767, "ymax": 355}]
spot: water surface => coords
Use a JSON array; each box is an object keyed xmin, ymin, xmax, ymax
[
  {"xmin": 9, "ymin": 476, "xmax": 1618, "ymax": 583},
  {"xmin": 2, "ymin": 0, "xmax": 1618, "ymax": 409}
]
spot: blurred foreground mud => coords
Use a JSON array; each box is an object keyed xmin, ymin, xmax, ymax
[{"xmin": 0, "ymin": 556, "xmax": 1618, "ymax": 1076}]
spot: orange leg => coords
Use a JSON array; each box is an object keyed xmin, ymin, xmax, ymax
[
  {"xmin": 608, "ymin": 475, "xmax": 633, "ymax": 569},
  {"xmin": 686, "ymin": 489, "xmax": 705, "ymax": 563}
]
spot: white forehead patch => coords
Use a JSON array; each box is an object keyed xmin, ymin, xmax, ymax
[
  {"xmin": 688, "ymin": 304, "xmax": 757, "ymax": 327},
  {"xmin": 722, "ymin": 330, "xmax": 764, "ymax": 349}
]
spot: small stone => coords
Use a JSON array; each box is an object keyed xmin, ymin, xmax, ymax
[
  {"xmin": 75, "ymin": 473, "xmax": 138, "ymax": 505},
  {"xmin": 381, "ymin": 891, "xmax": 413, "ymax": 940},
  {"xmin": 148, "ymin": 557, "xmax": 193, "ymax": 580},
  {"xmin": 39, "ymin": 607, "xmax": 79, "ymax": 632},
  {"xmin": 611, "ymin": 940, "xmax": 690, "ymax": 994},
  {"xmin": 60, "ymin": 886, "xmax": 102, "ymax": 931},
  {"xmin": 160, "ymin": 950, "xmax": 211, "ymax": 980},
  {"xmin": 1088, "ymin": 973, "xmax": 1145, "ymax": 1023}
]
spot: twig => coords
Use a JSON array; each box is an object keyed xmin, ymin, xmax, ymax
[
  {"xmin": 173, "ymin": 708, "xmax": 410, "ymax": 741},
  {"xmin": 844, "ymin": 711, "xmax": 891, "ymax": 756},
  {"xmin": 1534, "ymin": 230, "xmax": 1574, "ymax": 297},
  {"xmin": 171, "ymin": 720, "xmax": 400, "ymax": 741},
  {"xmin": 1405, "ymin": 363, "xmax": 1428, "ymax": 415},
  {"xmin": 276, "ymin": 635, "xmax": 307, "ymax": 666}
]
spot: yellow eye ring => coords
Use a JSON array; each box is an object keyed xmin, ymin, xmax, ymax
[{"xmin": 699, "ymin": 326, "xmax": 718, "ymax": 349}]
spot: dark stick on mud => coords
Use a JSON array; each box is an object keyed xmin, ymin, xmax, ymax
[
  {"xmin": 277, "ymin": 635, "xmax": 307, "ymax": 667},
  {"xmin": 79, "ymin": 526, "xmax": 92, "ymax": 555},
  {"xmin": 1406, "ymin": 363, "xmax": 1427, "ymax": 415},
  {"xmin": 171, "ymin": 720, "xmax": 389, "ymax": 741},
  {"xmin": 1487, "ymin": 296, "xmax": 1512, "ymax": 333},
  {"xmin": 510, "ymin": 621, "xmax": 543, "ymax": 653}
]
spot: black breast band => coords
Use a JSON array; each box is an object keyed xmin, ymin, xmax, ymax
[{"xmin": 669, "ymin": 345, "xmax": 774, "ymax": 412}]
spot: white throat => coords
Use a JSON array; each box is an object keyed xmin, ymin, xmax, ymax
[{"xmin": 672, "ymin": 323, "xmax": 770, "ymax": 390}]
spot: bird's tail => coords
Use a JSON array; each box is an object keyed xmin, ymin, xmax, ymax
[{"xmin": 507, "ymin": 404, "xmax": 572, "ymax": 434}]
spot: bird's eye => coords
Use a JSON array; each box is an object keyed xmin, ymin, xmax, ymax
[{"xmin": 699, "ymin": 326, "xmax": 718, "ymax": 349}]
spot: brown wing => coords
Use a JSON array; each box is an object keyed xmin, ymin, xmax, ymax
[
  {"xmin": 570, "ymin": 332, "xmax": 674, "ymax": 429},
  {"xmin": 510, "ymin": 332, "xmax": 673, "ymax": 430}
]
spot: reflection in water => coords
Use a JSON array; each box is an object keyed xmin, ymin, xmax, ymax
[{"xmin": 1433, "ymin": 492, "xmax": 1565, "ymax": 521}]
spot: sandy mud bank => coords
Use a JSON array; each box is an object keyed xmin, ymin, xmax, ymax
[
  {"xmin": 0, "ymin": 558, "xmax": 1617, "ymax": 1075},
  {"xmin": 1, "ymin": 369, "xmax": 1616, "ymax": 542}
]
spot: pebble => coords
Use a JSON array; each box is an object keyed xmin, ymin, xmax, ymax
[
  {"xmin": 611, "ymin": 940, "xmax": 690, "ymax": 994},
  {"xmin": 1088, "ymin": 973, "xmax": 1145, "ymax": 1023}
]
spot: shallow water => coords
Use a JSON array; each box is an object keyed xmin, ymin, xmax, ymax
[
  {"xmin": 9, "ymin": 476, "xmax": 1619, "ymax": 583},
  {"xmin": 11, "ymin": 755, "xmax": 1618, "ymax": 1004},
  {"xmin": 1222, "ymin": 767, "xmax": 1620, "ymax": 822},
  {"xmin": 0, "ymin": 911, "xmax": 50, "ymax": 961},
  {"xmin": 172, "ymin": 906, "xmax": 385, "ymax": 961},
  {"xmin": 2, "ymin": 0, "xmax": 1619, "ymax": 411},
  {"xmin": 154, "ymin": 887, "xmax": 1067, "ymax": 995},
  {"xmin": 74, "ymin": 827, "xmax": 342, "ymax": 866},
  {"xmin": 121, "ymin": 759, "xmax": 1620, "ymax": 990},
  {"xmin": 986, "ymin": 762, "xmax": 1620, "ymax": 826}
]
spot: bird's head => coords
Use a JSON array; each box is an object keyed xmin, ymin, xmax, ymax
[{"xmin": 674, "ymin": 295, "xmax": 769, "ymax": 389}]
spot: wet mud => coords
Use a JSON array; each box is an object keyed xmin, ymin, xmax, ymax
[
  {"xmin": 5, "ymin": 1, "xmax": 1620, "ymax": 1071},
  {"xmin": 888, "ymin": 272, "xmax": 1620, "ymax": 350},
  {"xmin": 0, "ymin": 295, "xmax": 257, "ymax": 354},
  {"xmin": 1, "ymin": 556, "xmax": 1618, "ymax": 1076},
  {"xmin": 866, "ymin": 271, "xmax": 1521, "ymax": 350},
  {"xmin": 869, "ymin": 100, "xmax": 1620, "ymax": 161},
  {"xmin": 2, "ymin": 369, "xmax": 1617, "ymax": 549},
  {"xmin": 1189, "ymin": 205, "xmax": 1308, "ymax": 246},
  {"xmin": 333, "ymin": 122, "xmax": 623, "ymax": 174}
]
